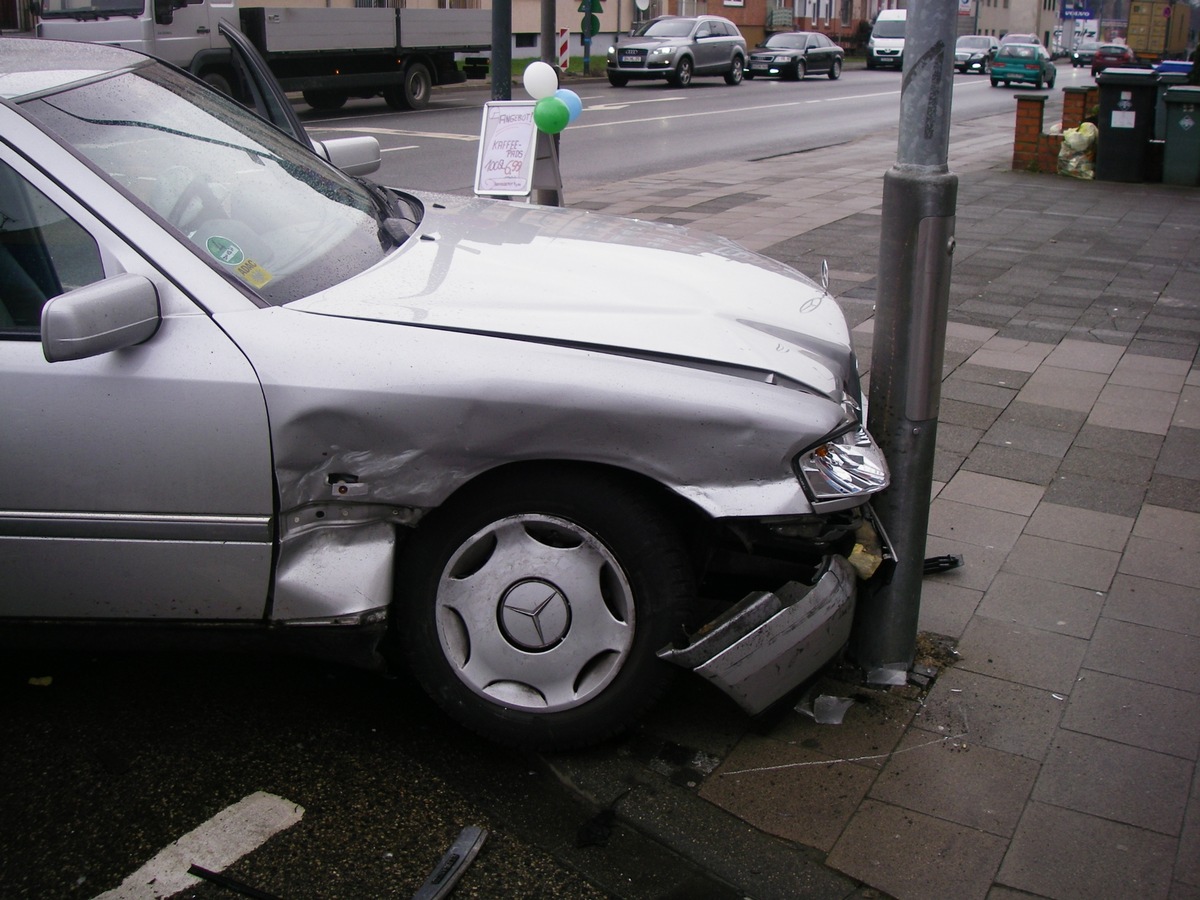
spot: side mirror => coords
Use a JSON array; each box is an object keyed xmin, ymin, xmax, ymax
[
  {"xmin": 42, "ymin": 274, "xmax": 160, "ymax": 363},
  {"xmin": 153, "ymin": 0, "xmax": 173, "ymax": 25},
  {"xmin": 312, "ymin": 136, "xmax": 382, "ymax": 177}
]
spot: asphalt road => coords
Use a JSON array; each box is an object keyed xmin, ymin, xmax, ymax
[
  {"xmin": 297, "ymin": 61, "xmax": 1088, "ymax": 195},
  {"xmin": 0, "ymin": 647, "xmax": 743, "ymax": 898}
]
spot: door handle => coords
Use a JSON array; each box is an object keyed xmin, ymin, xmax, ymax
[{"xmin": 197, "ymin": 25, "xmax": 210, "ymax": 33}]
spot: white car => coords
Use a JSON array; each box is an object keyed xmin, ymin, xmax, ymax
[{"xmin": 0, "ymin": 33, "xmax": 889, "ymax": 750}]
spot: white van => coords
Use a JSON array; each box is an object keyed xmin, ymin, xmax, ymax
[{"xmin": 867, "ymin": 9, "xmax": 906, "ymax": 70}]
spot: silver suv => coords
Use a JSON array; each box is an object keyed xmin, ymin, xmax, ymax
[{"xmin": 606, "ymin": 15, "xmax": 747, "ymax": 87}]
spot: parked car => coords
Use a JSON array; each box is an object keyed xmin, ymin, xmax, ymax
[
  {"xmin": 999, "ymin": 32, "xmax": 1041, "ymax": 46},
  {"xmin": 0, "ymin": 35, "xmax": 890, "ymax": 751},
  {"xmin": 606, "ymin": 15, "xmax": 747, "ymax": 87},
  {"xmin": 954, "ymin": 35, "xmax": 1000, "ymax": 74},
  {"xmin": 1070, "ymin": 40, "xmax": 1100, "ymax": 67},
  {"xmin": 991, "ymin": 42, "xmax": 1057, "ymax": 89},
  {"xmin": 1091, "ymin": 43, "xmax": 1138, "ymax": 76},
  {"xmin": 746, "ymin": 31, "xmax": 844, "ymax": 80}
]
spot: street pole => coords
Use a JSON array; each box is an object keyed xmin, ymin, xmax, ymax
[
  {"xmin": 849, "ymin": 0, "xmax": 959, "ymax": 685},
  {"xmin": 492, "ymin": 0, "xmax": 512, "ymax": 100}
]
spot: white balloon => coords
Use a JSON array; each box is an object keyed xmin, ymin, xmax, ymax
[{"xmin": 522, "ymin": 61, "xmax": 559, "ymax": 100}]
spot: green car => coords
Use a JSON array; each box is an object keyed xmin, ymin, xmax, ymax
[{"xmin": 991, "ymin": 42, "xmax": 1057, "ymax": 89}]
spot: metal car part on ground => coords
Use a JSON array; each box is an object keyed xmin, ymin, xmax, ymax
[{"xmin": 0, "ymin": 36, "xmax": 890, "ymax": 751}]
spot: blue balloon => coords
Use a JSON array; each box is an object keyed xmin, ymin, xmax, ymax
[{"xmin": 554, "ymin": 88, "xmax": 583, "ymax": 124}]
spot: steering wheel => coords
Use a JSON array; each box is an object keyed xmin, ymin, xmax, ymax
[{"xmin": 168, "ymin": 176, "xmax": 227, "ymax": 232}]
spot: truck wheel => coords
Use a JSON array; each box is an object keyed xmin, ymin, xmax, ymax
[
  {"xmin": 201, "ymin": 71, "xmax": 232, "ymax": 97},
  {"xmin": 385, "ymin": 62, "xmax": 433, "ymax": 111},
  {"xmin": 393, "ymin": 468, "xmax": 692, "ymax": 750},
  {"xmin": 303, "ymin": 90, "xmax": 348, "ymax": 111}
]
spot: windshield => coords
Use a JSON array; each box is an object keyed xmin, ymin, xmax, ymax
[
  {"xmin": 872, "ymin": 19, "xmax": 904, "ymax": 39},
  {"xmin": 19, "ymin": 60, "xmax": 404, "ymax": 306},
  {"xmin": 764, "ymin": 34, "xmax": 808, "ymax": 49},
  {"xmin": 957, "ymin": 37, "xmax": 992, "ymax": 49},
  {"xmin": 37, "ymin": 0, "xmax": 145, "ymax": 18},
  {"xmin": 634, "ymin": 18, "xmax": 696, "ymax": 38}
]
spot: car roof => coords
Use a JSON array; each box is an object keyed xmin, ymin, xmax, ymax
[{"xmin": 0, "ymin": 38, "xmax": 146, "ymax": 101}]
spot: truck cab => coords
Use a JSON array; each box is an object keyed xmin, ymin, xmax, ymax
[{"xmin": 35, "ymin": 0, "xmax": 239, "ymax": 90}]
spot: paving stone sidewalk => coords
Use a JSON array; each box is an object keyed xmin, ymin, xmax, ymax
[{"xmin": 561, "ymin": 97, "xmax": 1200, "ymax": 900}]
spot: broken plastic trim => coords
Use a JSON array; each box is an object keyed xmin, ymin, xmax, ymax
[{"xmin": 657, "ymin": 555, "xmax": 857, "ymax": 714}]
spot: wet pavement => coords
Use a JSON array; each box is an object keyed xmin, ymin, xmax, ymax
[{"xmin": 555, "ymin": 88, "xmax": 1200, "ymax": 900}]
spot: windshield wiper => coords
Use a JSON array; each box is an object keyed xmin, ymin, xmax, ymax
[{"xmin": 356, "ymin": 177, "xmax": 419, "ymax": 248}]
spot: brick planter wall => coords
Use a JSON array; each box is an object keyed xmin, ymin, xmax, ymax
[{"xmin": 1011, "ymin": 86, "xmax": 1099, "ymax": 174}]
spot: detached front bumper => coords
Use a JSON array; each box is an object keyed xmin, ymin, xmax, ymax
[{"xmin": 658, "ymin": 553, "xmax": 860, "ymax": 714}]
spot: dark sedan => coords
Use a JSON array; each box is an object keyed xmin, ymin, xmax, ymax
[
  {"xmin": 746, "ymin": 31, "xmax": 844, "ymax": 80},
  {"xmin": 1070, "ymin": 40, "xmax": 1100, "ymax": 67},
  {"xmin": 1092, "ymin": 43, "xmax": 1137, "ymax": 76}
]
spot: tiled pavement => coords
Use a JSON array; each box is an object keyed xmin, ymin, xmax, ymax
[{"xmin": 557, "ymin": 93, "xmax": 1200, "ymax": 900}]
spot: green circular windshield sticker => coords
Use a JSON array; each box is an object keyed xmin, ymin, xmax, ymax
[{"xmin": 206, "ymin": 235, "xmax": 245, "ymax": 266}]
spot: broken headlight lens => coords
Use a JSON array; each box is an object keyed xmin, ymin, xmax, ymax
[{"xmin": 796, "ymin": 424, "xmax": 889, "ymax": 509}]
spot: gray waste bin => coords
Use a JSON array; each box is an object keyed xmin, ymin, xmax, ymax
[
  {"xmin": 1155, "ymin": 72, "xmax": 1189, "ymax": 140},
  {"xmin": 1096, "ymin": 67, "xmax": 1158, "ymax": 182},
  {"xmin": 1163, "ymin": 85, "xmax": 1200, "ymax": 187}
]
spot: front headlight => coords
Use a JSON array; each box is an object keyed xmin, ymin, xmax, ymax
[
  {"xmin": 651, "ymin": 46, "xmax": 674, "ymax": 56},
  {"xmin": 796, "ymin": 424, "xmax": 889, "ymax": 510}
]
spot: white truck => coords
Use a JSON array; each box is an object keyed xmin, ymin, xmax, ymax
[{"xmin": 32, "ymin": 0, "xmax": 491, "ymax": 110}]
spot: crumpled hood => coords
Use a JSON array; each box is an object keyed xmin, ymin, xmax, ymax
[{"xmin": 288, "ymin": 192, "xmax": 855, "ymax": 398}]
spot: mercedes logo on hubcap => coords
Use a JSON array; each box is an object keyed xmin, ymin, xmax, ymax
[{"xmin": 498, "ymin": 579, "xmax": 571, "ymax": 651}]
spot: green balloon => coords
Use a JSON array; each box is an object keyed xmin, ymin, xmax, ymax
[{"xmin": 534, "ymin": 96, "xmax": 570, "ymax": 134}]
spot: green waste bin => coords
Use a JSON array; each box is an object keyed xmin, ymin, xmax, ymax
[
  {"xmin": 1163, "ymin": 85, "xmax": 1200, "ymax": 187},
  {"xmin": 1096, "ymin": 67, "xmax": 1158, "ymax": 182},
  {"xmin": 1155, "ymin": 72, "xmax": 1189, "ymax": 141}
]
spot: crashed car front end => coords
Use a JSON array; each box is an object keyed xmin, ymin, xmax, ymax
[{"xmin": 260, "ymin": 195, "xmax": 892, "ymax": 717}]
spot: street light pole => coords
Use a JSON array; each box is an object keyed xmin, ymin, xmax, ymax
[{"xmin": 849, "ymin": 0, "xmax": 959, "ymax": 685}]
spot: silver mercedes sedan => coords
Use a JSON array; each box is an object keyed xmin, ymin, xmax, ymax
[{"xmin": 0, "ymin": 36, "xmax": 889, "ymax": 750}]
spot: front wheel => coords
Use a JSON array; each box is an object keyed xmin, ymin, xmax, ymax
[
  {"xmin": 394, "ymin": 469, "xmax": 693, "ymax": 750},
  {"xmin": 724, "ymin": 56, "xmax": 744, "ymax": 85},
  {"xmin": 828, "ymin": 58, "xmax": 842, "ymax": 80},
  {"xmin": 608, "ymin": 72, "xmax": 629, "ymax": 87},
  {"xmin": 668, "ymin": 56, "xmax": 694, "ymax": 87}
]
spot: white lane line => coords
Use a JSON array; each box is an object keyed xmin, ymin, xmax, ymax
[
  {"xmin": 312, "ymin": 126, "xmax": 478, "ymax": 141},
  {"xmin": 382, "ymin": 145, "xmax": 420, "ymax": 153},
  {"xmin": 92, "ymin": 792, "xmax": 304, "ymax": 900}
]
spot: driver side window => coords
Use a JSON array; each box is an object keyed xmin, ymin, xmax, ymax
[{"xmin": 0, "ymin": 159, "xmax": 104, "ymax": 336}]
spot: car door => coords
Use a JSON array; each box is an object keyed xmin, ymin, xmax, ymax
[
  {"xmin": 691, "ymin": 20, "xmax": 720, "ymax": 74},
  {"xmin": 0, "ymin": 119, "xmax": 275, "ymax": 621},
  {"xmin": 808, "ymin": 35, "xmax": 831, "ymax": 75}
]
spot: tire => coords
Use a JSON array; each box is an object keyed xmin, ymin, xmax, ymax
[
  {"xmin": 744, "ymin": 70, "xmax": 755, "ymax": 79},
  {"xmin": 201, "ymin": 70, "xmax": 232, "ymax": 97},
  {"xmin": 668, "ymin": 56, "xmax": 693, "ymax": 87},
  {"xmin": 384, "ymin": 62, "xmax": 432, "ymax": 111},
  {"xmin": 1048, "ymin": 69, "xmax": 1056, "ymax": 88},
  {"xmin": 866, "ymin": 58, "xmax": 877, "ymax": 70},
  {"xmin": 789, "ymin": 60, "xmax": 806, "ymax": 81},
  {"xmin": 990, "ymin": 77, "xmax": 1000, "ymax": 87},
  {"xmin": 724, "ymin": 56, "xmax": 744, "ymax": 85},
  {"xmin": 828, "ymin": 58, "xmax": 842, "ymax": 80},
  {"xmin": 608, "ymin": 72, "xmax": 629, "ymax": 87},
  {"xmin": 303, "ymin": 89, "xmax": 348, "ymax": 111},
  {"xmin": 394, "ymin": 468, "xmax": 693, "ymax": 750}
]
